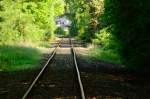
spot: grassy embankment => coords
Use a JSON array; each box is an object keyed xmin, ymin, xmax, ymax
[
  {"xmin": 89, "ymin": 27, "xmax": 124, "ymax": 65},
  {"xmin": 89, "ymin": 48, "xmax": 123, "ymax": 65},
  {"xmin": 0, "ymin": 42, "xmax": 50, "ymax": 72}
]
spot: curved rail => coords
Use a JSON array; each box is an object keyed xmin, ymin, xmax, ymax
[
  {"xmin": 70, "ymin": 38, "xmax": 86, "ymax": 99},
  {"xmin": 22, "ymin": 39, "xmax": 62, "ymax": 99}
]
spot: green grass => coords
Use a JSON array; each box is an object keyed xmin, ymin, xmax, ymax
[
  {"xmin": 89, "ymin": 47, "xmax": 123, "ymax": 65},
  {"xmin": 0, "ymin": 45, "xmax": 42, "ymax": 72},
  {"xmin": 38, "ymin": 41, "xmax": 50, "ymax": 48}
]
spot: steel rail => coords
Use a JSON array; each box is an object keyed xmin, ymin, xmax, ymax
[
  {"xmin": 70, "ymin": 38, "xmax": 86, "ymax": 99},
  {"xmin": 22, "ymin": 39, "xmax": 62, "ymax": 99}
]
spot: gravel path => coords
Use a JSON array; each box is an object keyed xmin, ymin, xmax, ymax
[{"xmin": 28, "ymin": 48, "xmax": 80, "ymax": 99}]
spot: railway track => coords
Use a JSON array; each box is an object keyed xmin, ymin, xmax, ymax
[{"xmin": 22, "ymin": 37, "xmax": 85, "ymax": 99}]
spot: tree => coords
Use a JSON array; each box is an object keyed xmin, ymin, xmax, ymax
[
  {"xmin": 66, "ymin": 0, "xmax": 104, "ymax": 42},
  {"xmin": 0, "ymin": 0, "xmax": 65, "ymax": 44}
]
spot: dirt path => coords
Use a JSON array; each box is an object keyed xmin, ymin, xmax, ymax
[{"xmin": 75, "ymin": 47, "xmax": 150, "ymax": 99}]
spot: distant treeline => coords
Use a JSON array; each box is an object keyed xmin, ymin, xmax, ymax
[
  {"xmin": 66, "ymin": 0, "xmax": 150, "ymax": 71},
  {"xmin": 0, "ymin": 0, "xmax": 65, "ymax": 44}
]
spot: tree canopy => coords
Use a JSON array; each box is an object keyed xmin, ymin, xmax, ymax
[{"xmin": 0, "ymin": 0, "xmax": 65, "ymax": 44}]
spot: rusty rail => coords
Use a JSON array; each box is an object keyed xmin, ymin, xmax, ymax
[
  {"xmin": 70, "ymin": 38, "xmax": 86, "ymax": 99},
  {"xmin": 22, "ymin": 39, "xmax": 62, "ymax": 99}
]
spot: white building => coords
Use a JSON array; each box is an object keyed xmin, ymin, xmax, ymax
[{"xmin": 55, "ymin": 16, "xmax": 71, "ymax": 27}]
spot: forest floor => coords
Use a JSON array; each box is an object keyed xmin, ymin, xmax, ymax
[{"xmin": 75, "ymin": 47, "xmax": 150, "ymax": 99}]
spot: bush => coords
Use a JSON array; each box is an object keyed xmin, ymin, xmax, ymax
[
  {"xmin": 55, "ymin": 27, "xmax": 69, "ymax": 36},
  {"xmin": 90, "ymin": 48, "xmax": 123, "ymax": 64},
  {"xmin": 91, "ymin": 26, "xmax": 123, "ymax": 64},
  {"xmin": 103, "ymin": 0, "xmax": 150, "ymax": 71},
  {"xmin": 0, "ymin": 0, "xmax": 65, "ymax": 44}
]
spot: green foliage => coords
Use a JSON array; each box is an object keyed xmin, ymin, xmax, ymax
[
  {"xmin": 0, "ymin": 45, "xmax": 41, "ymax": 71},
  {"xmin": 90, "ymin": 48, "xmax": 123, "ymax": 64},
  {"xmin": 0, "ymin": 0, "xmax": 65, "ymax": 72},
  {"xmin": 54, "ymin": 0, "xmax": 65, "ymax": 16},
  {"xmin": 92, "ymin": 26, "xmax": 123, "ymax": 64},
  {"xmin": 94, "ymin": 26, "xmax": 122, "ymax": 49},
  {"xmin": 67, "ymin": 0, "xmax": 150, "ymax": 71},
  {"xmin": 103, "ymin": 0, "xmax": 150, "ymax": 71},
  {"xmin": 55, "ymin": 27, "xmax": 69, "ymax": 36},
  {"xmin": 0, "ymin": 0, "xmax": 65, "ymax": 44},
  {"xmin": 93, "ymin": 27, "xmax": 111, "ymax": 45},
  {"xmin": 66, "ymin": 0, "xmax": 104, "ymax": 42}
]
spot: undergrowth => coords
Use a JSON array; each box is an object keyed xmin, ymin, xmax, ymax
[
  {"xmin": 0, "ymin": 45, "xmax": 42, "ymax": 72},
  {"xmin": 90, "ymin": 27, "xmax": 123, "ymax": 65},
  {"xmin": 90, "ymin": 48, "xmax": 123, "ymax": 64}
]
